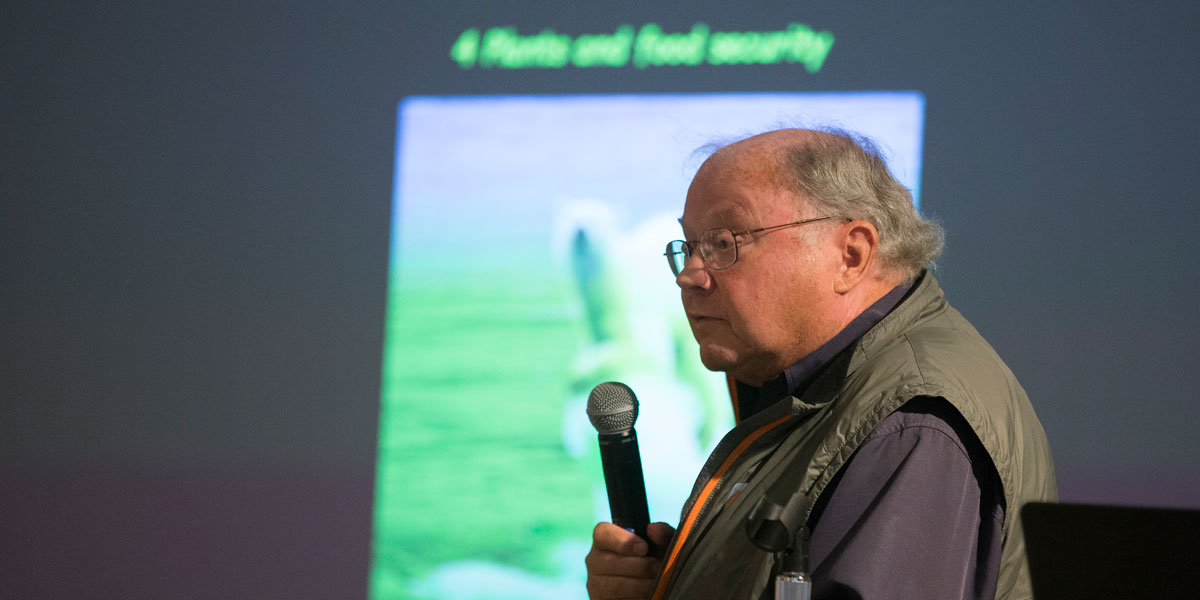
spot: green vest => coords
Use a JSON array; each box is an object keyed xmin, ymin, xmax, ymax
[{"xmin": 653, "ymin": 272, "xmax": 1057, "ymax": 600}]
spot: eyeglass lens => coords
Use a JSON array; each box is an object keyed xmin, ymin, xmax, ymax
[
  {"xmin": 665, "ymin": 240, "xmax": 688, "ymax": 276},
  {"xmin": 665, "ymin": 229, "xmax": 739, "ymax": 276},
  {"xmin": 700, "ymin": 229, "xmax": 737, "ymax": 269}
]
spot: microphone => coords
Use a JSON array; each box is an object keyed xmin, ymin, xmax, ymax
[{"xmin": 587, "ymin": 381, "xmax": 651, "ymax": 542}]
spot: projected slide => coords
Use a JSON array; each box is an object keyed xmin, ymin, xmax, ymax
[{"xmin": 371, "ymin": 92, "xmax": 925, "ymax": 599}]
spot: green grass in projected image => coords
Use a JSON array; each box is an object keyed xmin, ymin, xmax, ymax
[{"xmin": 371, "ymin": 266, "xmax": 595, "ymax": 599}]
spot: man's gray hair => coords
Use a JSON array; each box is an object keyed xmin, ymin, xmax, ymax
[{"xmin": 782, "ymin": 129, "xmax": 944, "ymax": 278}]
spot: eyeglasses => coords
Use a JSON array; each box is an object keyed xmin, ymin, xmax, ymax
[{"xmin": 664, "ymin": 216, "xmax": 837, "ymax": 276}]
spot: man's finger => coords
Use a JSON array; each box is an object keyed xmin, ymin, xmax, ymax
[
  {"xmin": 585, "ymin": 550, "xmax": 660, "ymax": 578},
  {"xmin": 592, "ymin": 522, "xmax": 649, "ymax": 555},
  {"xmin": 646, "ymin": 522, "xmax": 676, "ymax": 547}
]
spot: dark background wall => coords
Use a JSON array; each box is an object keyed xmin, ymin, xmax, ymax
[{"xmin": 2, "ymin": 2, "xmax": 1197, "ymax": 598}]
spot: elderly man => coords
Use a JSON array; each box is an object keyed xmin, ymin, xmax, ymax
[{"xmin": 585, "ymin": 129, "xmax": 1056, "ymax": 600}]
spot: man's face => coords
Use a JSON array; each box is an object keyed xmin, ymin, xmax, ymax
[{"xmin": 676, "ymin": 147, "xmax": 843, "ymax": 385}]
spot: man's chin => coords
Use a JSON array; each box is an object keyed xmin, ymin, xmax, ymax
[
  {"xmin": 697, "ymin": 345, "xmax": 740, "ymax": 374},
  {"xmin": 698, "ymin": 346, "xmax": 775, "ymax": 385}
]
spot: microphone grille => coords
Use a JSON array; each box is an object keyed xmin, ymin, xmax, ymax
[{"xmin": 586, "ymin": 382, "xmax": 639, "ymax": 434}]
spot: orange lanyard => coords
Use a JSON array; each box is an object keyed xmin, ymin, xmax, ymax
[{"xmin": 652, "ymin": 413, "xmax": 793, "ymax": 599}]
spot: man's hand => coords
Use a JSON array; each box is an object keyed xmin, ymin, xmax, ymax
[{"xmin": 585, "ymin": 522, "xmax": 676, "ymax": 600}]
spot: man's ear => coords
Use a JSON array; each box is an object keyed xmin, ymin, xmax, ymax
[{"xmin": 833, "ymin": 220, "xmax": 879, "ymax": 294}]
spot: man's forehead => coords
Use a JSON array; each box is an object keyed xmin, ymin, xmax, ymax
[
  {"xmin": 679, "ymin": 176, "xmax": 799, "ymax": 232},
  {"xmin": 678, "ymin": 205, "xmax": 750, "ymax": 229}
]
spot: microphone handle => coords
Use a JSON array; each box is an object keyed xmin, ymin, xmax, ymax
[{"xmin": 597, "ymin": 430, "xmax": 650, "ymax": 541}]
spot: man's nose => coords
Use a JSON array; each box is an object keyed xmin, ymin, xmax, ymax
[{"xmin": 675, "ymin": 253, "xmax": 712, "ymax": 290}]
